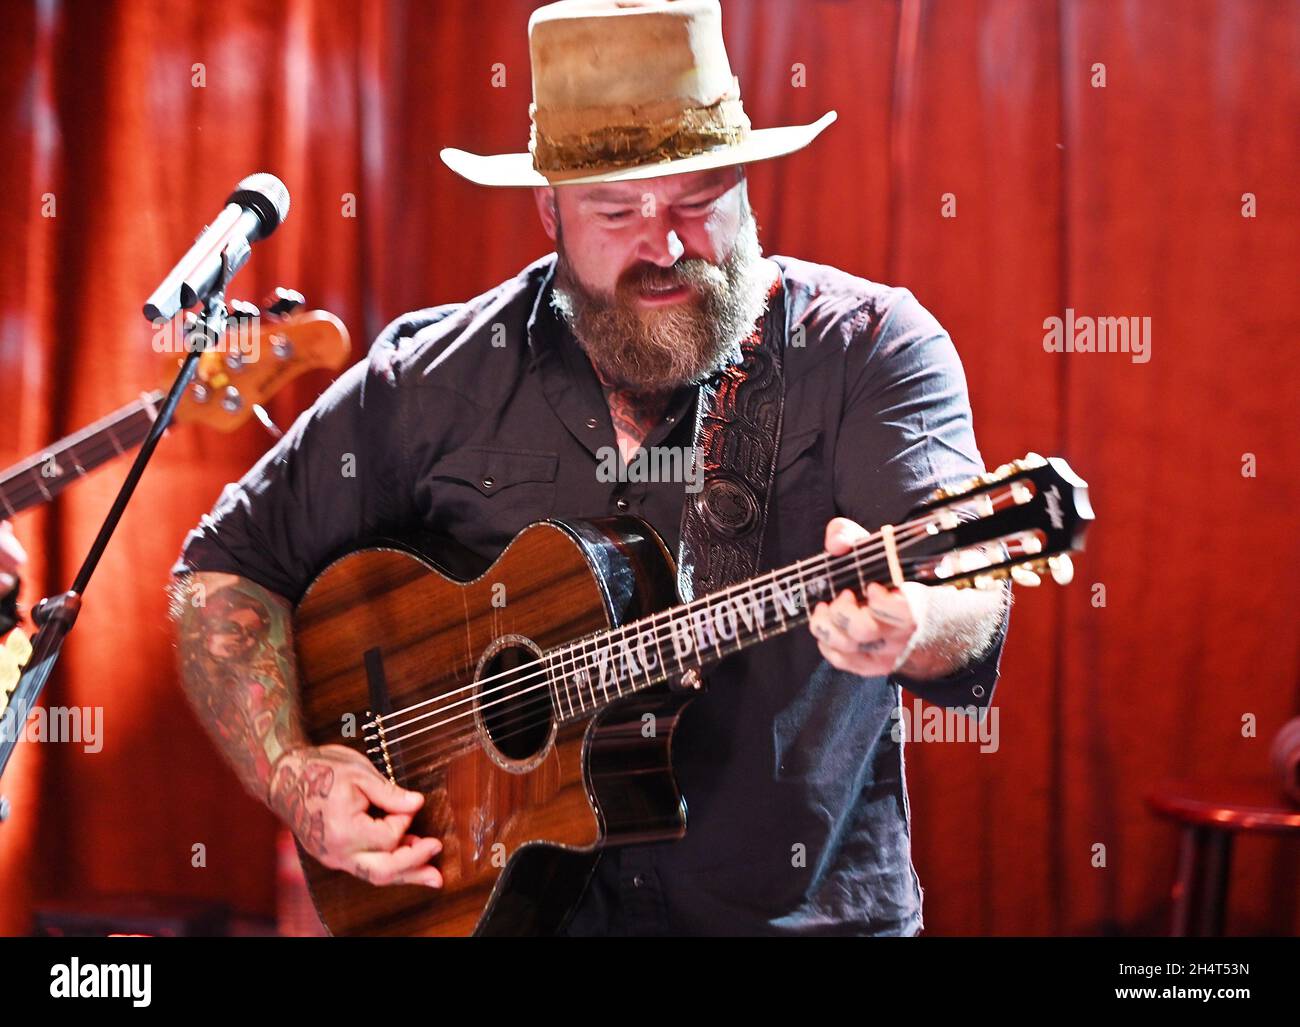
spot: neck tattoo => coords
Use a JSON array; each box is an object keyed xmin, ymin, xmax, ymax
[{"xmin": 594, "ymin": 368, "xmax": 673, "ymax": 464}]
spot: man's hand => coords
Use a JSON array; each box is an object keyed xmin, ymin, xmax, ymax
[
  {"xmin": 268, "ymin": 744, "xmax": 444, "ymax": 888},
  {"xmin": 0, "ymin": 519, "xmax": 27, "ymax": 596},
  {"xmin": 808, "ymin": 518, "xmax": 927, "ymax": 677},
  {"xmin": 808, "ymin": 516, "xmax": 1007, "ymax": 680}
]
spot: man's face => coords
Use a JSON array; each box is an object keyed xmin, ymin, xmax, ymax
[{"xmin": 535, "ymin": 166, "xmax": 771, "ymax": 391}]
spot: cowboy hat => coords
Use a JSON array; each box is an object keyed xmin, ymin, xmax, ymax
[{"xmin": 439, "ymin": 0, "xmax": 837, "ymax": 188}]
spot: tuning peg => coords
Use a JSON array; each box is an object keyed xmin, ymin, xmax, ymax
[
  {"xmin": 1020, "ymin": 536, "xmax": 1043, "ymax": 555},
  {"xmin": 265, "ymin": 287, "xmax": 305, "ymax": 317},
  {"xmin": 1011, "ymin": 565, "xmax": 1042, "ymax": 587},
  {"xmin": 252, "ymin": 403, "xmax": 284, "ymax": 440},
  {"xmin": 228, "ymin": 299, "xmax": 261, "ymax": 321},
  {"xmin": 1047, "ymin": 554, "xmax": 1074, "ymax": 585}
]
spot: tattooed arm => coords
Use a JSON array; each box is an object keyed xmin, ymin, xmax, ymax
[{"xmin": 171, "ymin": 571, "xmax": 444, "ymax": 888}]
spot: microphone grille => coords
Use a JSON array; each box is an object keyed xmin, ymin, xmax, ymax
[{"xmin": 227, "ymin": 173, "xmax": 291, "ymax": 239}]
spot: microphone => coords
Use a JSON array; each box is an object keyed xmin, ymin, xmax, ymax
[{"xmin": 143, "ymin": 173, "xmax": 291, "ymax": 322}]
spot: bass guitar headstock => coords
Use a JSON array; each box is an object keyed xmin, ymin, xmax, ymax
[{"xmin": 165, "ymin": 298, "xmax": 351, "ymax": 433}]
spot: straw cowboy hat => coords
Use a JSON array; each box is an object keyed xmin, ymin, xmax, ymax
[{"xmin": 440, "ymin": 0, "xmax": 837, "ymax": 188}]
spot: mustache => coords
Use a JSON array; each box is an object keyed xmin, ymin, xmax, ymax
[{"xmin": 616, "ymin": 258, "xmax": 726, "ymax": 296}]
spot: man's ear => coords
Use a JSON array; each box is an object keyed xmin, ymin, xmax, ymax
[{"xmin": 533, "ymin": 187, "xmax": 559, "ymax": 241}]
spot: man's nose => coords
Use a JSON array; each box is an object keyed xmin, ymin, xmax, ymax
[{"xmin": 636, "ymin": 222, "xmax": 685, "ymax": 267}]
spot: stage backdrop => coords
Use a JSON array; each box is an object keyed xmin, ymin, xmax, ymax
[{"xmin": 1, "ymin": 0, "xmax": 1297, "ymax": 935}]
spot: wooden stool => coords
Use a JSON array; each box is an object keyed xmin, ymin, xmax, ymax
[{"xmin": 1146, "ymin": 777, "xmax": 1300, "ymax": 936}]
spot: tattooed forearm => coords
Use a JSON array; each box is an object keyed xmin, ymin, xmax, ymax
[
  {"xmin": 170, "ymin": 571, "xmax": 307, "ymax": 805},
  {"xmin": 268, "ymin": 751, "xmax": 332, "ymax": 854}
]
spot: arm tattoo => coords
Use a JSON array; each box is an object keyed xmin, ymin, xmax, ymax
[
  {"xmin": 171, "ymin": 572, "xmax": 306, "ymax": 804},
  {"xmin": 268, "ymin": 754, "xmax": 332, "ymax": 855}
]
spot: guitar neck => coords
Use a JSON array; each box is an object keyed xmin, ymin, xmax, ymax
[
  {"xmin": 0, "ymin": 391, "xmax": 164, "ymax": 518},
  {"xmin": 544, "ymin": 528, "xmax": 931, "ymax": 721}
]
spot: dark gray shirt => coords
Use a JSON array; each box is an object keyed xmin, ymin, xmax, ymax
[{"xmin": 173, "ymin": 252, "xmax": 1007, "ymax": 936}]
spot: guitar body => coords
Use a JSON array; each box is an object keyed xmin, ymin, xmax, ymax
[{"xmin": 292, "ymin": 516, "xmax": 692, "ymax": 936}]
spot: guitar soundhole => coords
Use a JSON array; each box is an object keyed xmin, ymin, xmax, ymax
[{"xmin": 474, "ymin": 637, "xmax": 553, "ymax": 768}]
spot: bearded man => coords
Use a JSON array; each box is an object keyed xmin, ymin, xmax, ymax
[{"xmin": 172, "ymin": 0, "xmax": 1009, "ymax": 936}]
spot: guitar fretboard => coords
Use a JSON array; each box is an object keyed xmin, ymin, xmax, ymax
[
  {"xmin": 542, "ymin": 530, "xmax": 935, "ymax": 721},
  {"xmin": 0, "ymin": 391, "xmax": 163, "ymax": 517}
]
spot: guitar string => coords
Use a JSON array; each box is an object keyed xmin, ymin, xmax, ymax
[
  {"xmin": 388, "ymin": 548, "xmax": 937, "ymax": 789},
  {"xmin": 368, "ymin": 513, "xmax": 947, "ymax": 742},
  {"xmin": 0, "ymin": 418, "xmax": 156, "ymax": 512},
  {"xmin": 0, "ymin": 396, "xmax": 157, "ymax": 479},
  {"xmin": 390, "ymin": 547, "xmax": 940, "ymax": 790},
  {"xmin": 373, "ymin": 524, "xmax": 937, "ymax": 757},
  {"xmin": 373, "ymin": 525, "xmax": 965, "ymax": 780},
  {"xmin": 373, "ymin": 535, "xmax": 936, "ymax": 771},
  {"xmin": 366, "ymin": 503, "xmax": 975, "ymax": 734},
  {"xmin": 370, "ymin": 483, "xmax": 1016, "ymax": 740},
  {"xmin": 379, "ymin": 485, "xmax": 1026, "ymax": 782}
]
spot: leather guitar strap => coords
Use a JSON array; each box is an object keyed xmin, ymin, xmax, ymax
[{"xmin": 676, "ymin": 280, "xmax": 786, "ymax": 607}]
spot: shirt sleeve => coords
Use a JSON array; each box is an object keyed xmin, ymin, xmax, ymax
[
  {"xmin": 170, "ymin": 336, "xmax": 413, "ymax": 603},
  {"xmin": 832, "ymin": 286, "xmax": 1010, "ymax": 715}
]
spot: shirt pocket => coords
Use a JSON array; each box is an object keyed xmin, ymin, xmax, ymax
[
  {"xmin": 423, "ymin": 446, "xmax": 558, "ymax": 555},
  {"xmin": 770, "ymin": 427, "xmax": 834, "ymax": 562},
  {"xmin": 776, "ymin": 427, "xmax": 823, "ymax": 477}
]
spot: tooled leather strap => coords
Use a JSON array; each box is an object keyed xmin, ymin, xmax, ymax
[{"xmin": 676, "ymin": 284, "xmax": 785, "ymax": 603}]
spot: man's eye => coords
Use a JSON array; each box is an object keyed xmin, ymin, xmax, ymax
[
  {"xmin": 678, "ymin": 200, "xmax": 715, "ymax": 215},
  {"xmin": 598, "ymin": 210, "xmax": 635, "ymax": 224}
]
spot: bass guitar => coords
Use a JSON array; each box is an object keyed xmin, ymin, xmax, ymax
[
  {"xmin": 0, "ymin": 308, "xmax": 350, "ymax": 742},
  {"xmin": 0, "ymin": 307, "xmax": 349, "ymax": 521}
]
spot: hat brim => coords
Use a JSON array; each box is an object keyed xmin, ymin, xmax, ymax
[{"xmin": 440, "ymin": 110, "xmax": 837, "ymax": 188}]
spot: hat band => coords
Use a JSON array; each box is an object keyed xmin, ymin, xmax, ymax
[{"xmin": 530, "ymin": 93, "xmax": 751, "ymax": 177}]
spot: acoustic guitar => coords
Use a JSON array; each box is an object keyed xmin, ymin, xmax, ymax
[{"xmin": 292, "ymin": 452, "xmax": 1094, "ymax": 936}]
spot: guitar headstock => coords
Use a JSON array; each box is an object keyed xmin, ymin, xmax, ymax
[
  {"xmin": 904, "ymin": 454, "xmax": 1094, "ymax": 591},
  {"xmin": 167, "ymin": 308, "xmax": 351, "ymax": 433}
]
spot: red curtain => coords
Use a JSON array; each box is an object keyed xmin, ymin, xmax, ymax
[{"xmin": 1, "ymin": 0, "xmax": 1296, "ymax": 935}]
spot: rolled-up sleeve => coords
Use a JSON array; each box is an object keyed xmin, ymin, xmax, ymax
[{"xmin": 831, "ymin": 286, "xmax": 1010, "ymax": 715}]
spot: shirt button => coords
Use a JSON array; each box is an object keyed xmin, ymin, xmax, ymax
[
  {"xmin": 585, "ymin": 417, "xmax": 599, "ymax": 429},
  {"xmin": 481, "ymin": 476, "xmax": 494, "ymax": 489},
  {"xmin": 616, "ymin": 498, "xmax": 630, "ymax": 511},
  {"xmin": 665, "ymin": 414, "xmax": 676, "ymax": 424},
  {"xmin": 631, "ymin": 874, "xmax": 646, "ymax": 888}
]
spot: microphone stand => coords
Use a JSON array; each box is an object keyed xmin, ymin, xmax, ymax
[{"xmin": 0, "ymin": 286, "xmax": 234, "ymax": 812}]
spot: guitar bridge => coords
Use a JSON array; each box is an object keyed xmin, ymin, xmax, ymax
[
  {"xmin": 372, "ymin": 711, "xmax": 396, "ymax": 782},
  {"xmin": 364, "ymin": 646, "xmax": 402, "ymax": 783}
]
